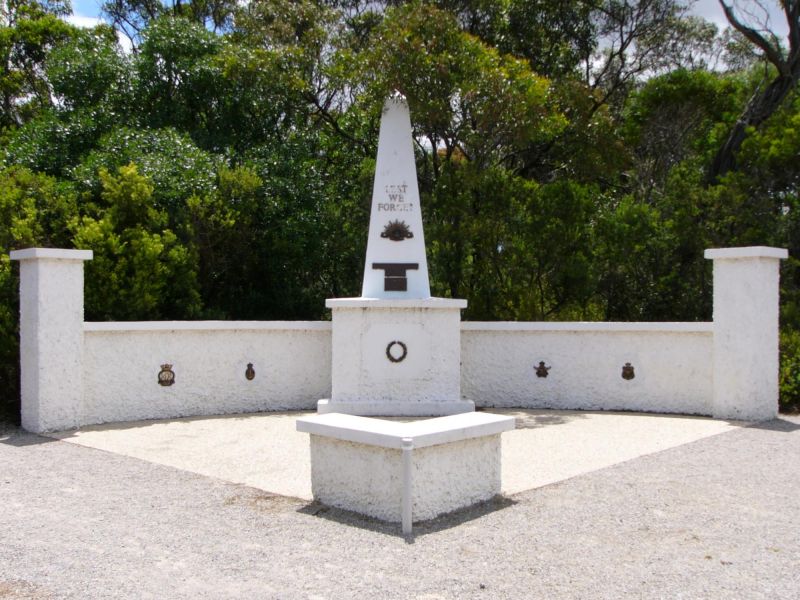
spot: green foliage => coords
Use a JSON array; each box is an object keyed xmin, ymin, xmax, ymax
[
  {"xmin": 780, "ymin": 329, "xmax": 800, "ymax": 413},
  {"xmin": 504, "ymin": 0, "xmax": 595, "ymax": 77},
  {"xmin": 71, "ymin": 163, "xmax": 201, "ymax": 320},
  {"xmin": 73, "ymin": 127, "xmax": 218, "ymax": 214},
  {"xmin": 0, "ymin": 166, "xmax": 77, "ymax": 423},
  {"xmin": 47, "ymin": 25, "xmax": 129, "ymax": 110},
  {"xmin": 3, "ymin": 24, "xmax": 128, "ymax": 175},
  {"xmin": 102, "ymin": 0, "xmax": 236, "ymax": 43},
  {"xmin": 0, "ymin": 0, "xmax": 76, "ymax": 128},
  {"xmin": 427, "ymin": 164, "xmax": 596, "ymax": 319},
  {"xmin": 0, "ymin": 165, "xmax": 77, "ymax": 248},
  {"xmin": 4, "ymin": 108, "xmax": 115, "ymax": 176},
  {"xmin": 134, "ymin": 16, "xmax": 221, "ymax": 129},
  {"xmin": 2, "ymin": 3, "xmax": 800, "ymax": 419},
  {"xmin": 356, "ymin": 2, "xmax": 565, "ymax": 163}
]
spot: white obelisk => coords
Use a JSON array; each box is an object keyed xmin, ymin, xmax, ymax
[
  {"xmin": 319, "ymin": 93, "xmax": 473, "ymax": 416},
  {"xmin": 361, "ymin": 93, "xmax": 431, "ymax": 298}
]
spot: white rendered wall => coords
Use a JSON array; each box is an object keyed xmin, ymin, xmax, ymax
[
  {"xmin": 11, "ymin": 246, "xmax": 787, "ymax": 430},
  {"xmin": 461, "ymin": 323, "xmax": 714, "ymax": 415},
  {"xmin": 411, "ymin": 435, "xmax": 501, "ymax": 520},
  {"xmin": 308, "ymin": 434, "xmax": 501, "ymax": 522},
  {"xmin": 82, "ymin": 322, "xmax": 330, "ymax": 425}
]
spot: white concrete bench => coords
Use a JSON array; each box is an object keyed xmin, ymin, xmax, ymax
[{"xmin": 296, "ymin": 411, "xmax": 515, "ymax": 533}]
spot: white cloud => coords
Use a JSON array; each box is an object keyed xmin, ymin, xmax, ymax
[
  {"xmin": 691, "ymin": 0, "xmax": 790, "ymax": 38},
  {"xmin": 65, "ymin": 14, "xmax": 105, "ymax": 29},
  {"xmin": 63, "ymin": 13, "xmax": 133, "ymax": 54}
]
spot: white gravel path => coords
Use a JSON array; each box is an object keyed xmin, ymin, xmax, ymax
[
  {"xmin": 1, "ymin": 412, "xmax": 798, "ymax": 599},
  {"xmin": 46, "ymin": 409, "xmax": 738, "ymax": 498}
]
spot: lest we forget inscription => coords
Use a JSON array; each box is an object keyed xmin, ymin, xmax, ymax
[{"xmin": 361, "ymin": 93, "xmax": 431, "ymax": 299}]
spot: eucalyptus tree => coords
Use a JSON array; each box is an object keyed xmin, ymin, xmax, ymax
[
  {"xmin": 709, "ymin": 0, "xmax": 800, "ymax": 180},
  {"xmin": 102, "ymin": 0, "xmax": 236, "ymax": 47},
  {"xmin": 0, "ymin": 0, "xmax": 75, "ymax": 129}
]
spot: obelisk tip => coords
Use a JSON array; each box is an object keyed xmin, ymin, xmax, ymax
[{"xmin": 384, "ymin": 91, "xmax": 408, "ymax": 111}]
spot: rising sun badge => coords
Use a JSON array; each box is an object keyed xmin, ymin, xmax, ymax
[{"xmin": 381, "ymin": 220, "xmax": 414, "ymax": 241}]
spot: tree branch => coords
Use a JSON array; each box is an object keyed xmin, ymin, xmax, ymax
[
  {"xmin": 786, "ymin": 0, "xmax": 799, "ymax": 61},
  {"xmin": 719, "ymin": 0, "xmax": 788, "ymax": 73}
]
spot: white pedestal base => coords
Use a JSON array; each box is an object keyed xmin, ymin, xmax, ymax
[
  {"xmin": 296, "ymin": 412, "xmax": 515, "ymax": 533},
  {"xmin": 326, "ymin": 297, "xmax": 468, "ymax": 417}
]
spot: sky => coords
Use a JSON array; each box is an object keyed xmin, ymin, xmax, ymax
[
  {"xmin": 65, "ymin": 1, "xmax": 791, "ymax": 42},
  {"xmin": 68, "ymin": 0, "xmax": 104, "ymax": 27},
  {"xmin": 691, "ymin": 0, "xmax": 790, "ymax": 37}
]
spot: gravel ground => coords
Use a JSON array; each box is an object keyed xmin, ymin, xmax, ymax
[
  {"xmin": 46, "ymin": 409, "xmax": 738, "ymax": 499},
  {"xmin": 1, "ymin": 416, "xmax": 799, "ymax": 599}
]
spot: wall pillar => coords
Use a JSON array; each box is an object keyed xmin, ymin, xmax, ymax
[
  {"xmin": 10, "ymin": 248, "xmax": 93, "ymax": 432},
  {"xmin": 705, "ymin": 247, "xmax": 788, "ymax": 421}
]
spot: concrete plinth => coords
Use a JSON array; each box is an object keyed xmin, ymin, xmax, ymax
[
  {"xmin": 297, "ymin": 412, "xmax": 515, "ymax": 532},
  {"xmin": 322, "ymin": 297, "xmax": 473, "ymax": 416}
]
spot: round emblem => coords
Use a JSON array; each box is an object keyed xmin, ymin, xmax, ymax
[{"xmin": 386, "ymin": 341, "xmax": 408, "ymax": 363}]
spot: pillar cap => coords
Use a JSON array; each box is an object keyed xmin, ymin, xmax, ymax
[
  {"xmin": 10, "ymin": 248, "xmax": 93, "ymax": 261},
  {"xmin": 704, "ymin": 246, "xmax": 788, "ymax": 260}
]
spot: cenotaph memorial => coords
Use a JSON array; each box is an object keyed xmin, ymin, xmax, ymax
[
  {"xmin": 297, "ymin": 94, "xmax": 514, "ymax": 532},
  {"xmin": 317, "ymin": 92, "xmax": 474, "ymax": 417},
  {"xmin": 9, "ymin": 92, "xmax": 786, "ymax": 533}
]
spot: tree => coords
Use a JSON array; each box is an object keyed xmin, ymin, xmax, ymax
[
  {"xmin": 0, "ymin": 0, "xmax": 75, "ymax": 128},
  {"xmin": 586, "ymin": 0, "xmax": 691, "ymax": 114},
  {"xmin": 133, "ymin": 15, "xmax": 221, "ymax": 131},
  {"xmin": 72, "ymin": 126, "xmax": 219, "ymax": 215},
  {"xmin": 504, "ymin": 0, "xmax": 596, "ymax": 78},
  {"xmin": 46, "ymin": 24, "xmax": 129, "ymax": 111},
  {"xmin": 623, "ymin": 69, "xmax": 739, "ymax": 201},
  {"xmin": 71, "ymin": 163, "xmax": 202, "ymax": 320},
  {"xmin": 709, "ymin": 0, "xmax": 800, "ymax": 180},
  {"xmin": 102, "ymin": 0, "xmax": 235, "ymax": 47}
]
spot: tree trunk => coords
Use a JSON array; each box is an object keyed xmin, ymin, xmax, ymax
[
  {"xmin": 709, "ymin": 0, "xmax": 800, "ymax": 183},
  {"xmin": 708, "ymin": 71, "xmax": 799, "ymax": 183}
]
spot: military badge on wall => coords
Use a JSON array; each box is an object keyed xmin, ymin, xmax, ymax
[
  {"xmin": 158, "ymin": 364, "xmax": 175, "ymax": 386},
  {"xmin": 621, "ymin": 362, "xmax": 635, "ymax": 380}
]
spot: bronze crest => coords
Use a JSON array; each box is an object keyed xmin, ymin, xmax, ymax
[
  {"xmin": 381, "ymin": 220, "xmax": 414, "ymax": 241},
  {"xmin": 245, "ymin": 363, "xmax": 255, "ymax": 380},
  {"xmin": 535, "ymin": 361, "xmax": 551, "ymax": 378},
  {"xmin": 158, "ymin": 364, "xmax": 175, "ymax": 386},
  {"xmin": 621, "ymin": 362, "xmax": 635, "ymax": 380}
]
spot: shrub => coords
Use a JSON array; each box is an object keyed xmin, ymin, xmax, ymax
[{"xmin": 780, "ymin": 329, "xmax": 800, "ymax": 413}]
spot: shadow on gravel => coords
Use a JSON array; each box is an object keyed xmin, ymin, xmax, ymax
[
  {"xmin": 743, "ymin": 418, "xmax": 800, "ymax": 433},
  {"xmin": 488, "ymin": 408, "xmax": 737, "ymax": 430},
  {"xmin": 48, "ymin": 410, "xmax": 314, "ymax": 440},
  {"xmin": 224, "ymin": 490, "xmax": 307, "ymax": 513},
  {"xmin": 0, "ymin": 428, "xmax": 58, "ymax": 447},
  {"xmin": 477, "ymin": 408, "xmax": 588, "ymax": 430},
  {"xmin": 296, "ymin": 494, "xmax": 517, "ymax": 543}
]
